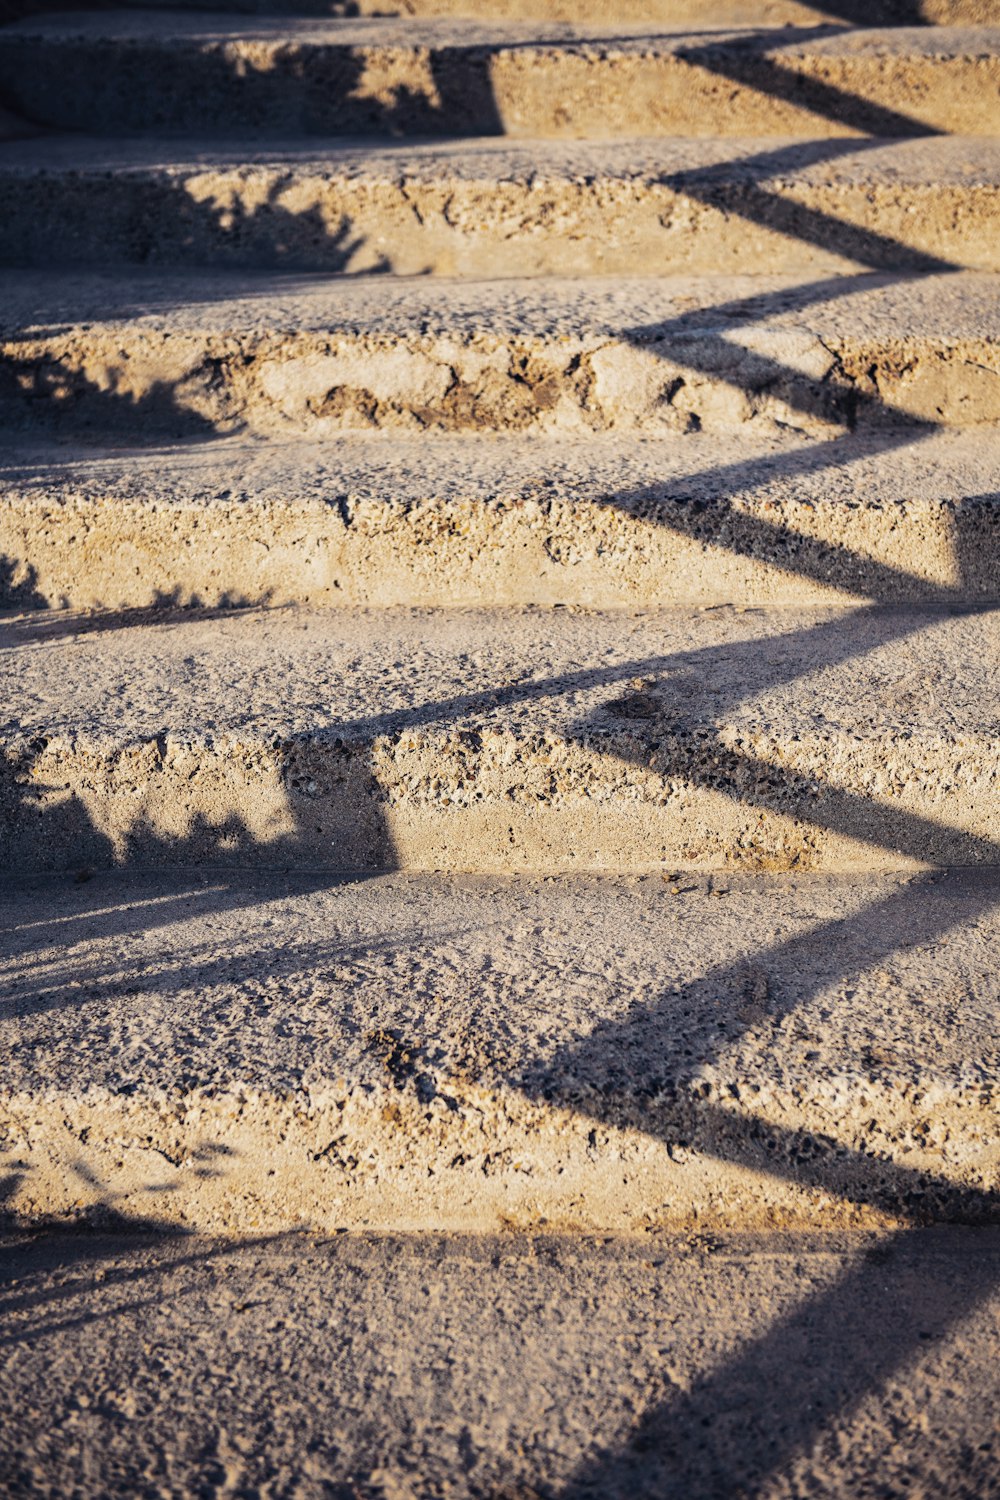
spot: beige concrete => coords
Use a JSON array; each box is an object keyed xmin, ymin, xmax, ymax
[
  {"xmin": 2, "ymin": 430, "xmax": 999, "ymax": 610},
  {"xmin": 3, "ymin": 135, "xmax": 999, "ymax": 275},
  {"xmin": 1, "ymin": 1227, "xmax": 996, "ymax": 1499},
  {"xmin": 121, "ymin": 0, "xmax": 1000, "ymax": 22},
  {"xmin": 0, "ymin": 18, "xmax": 997, "ymax": 138},
  {"xmin": 0, "ymin": 868, "xmax": 997, "ymax": 1232},
  {"xmin": 2, "ymin": 603, "xmax": 1000, "ymax": 874},
  {"xmin": 0, "ymin": 0, "xmax": 997, "ymax": 1486},
  {"xmin": 5, "ymin": 270, "xmax": 1000, "ymax": 440}
]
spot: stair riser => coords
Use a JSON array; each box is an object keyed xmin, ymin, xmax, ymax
[
  {"xmin": 3, "ymin": 1084, "xmax": 992, "ymax": 1234},
  {"xmin": 1, "ymin": 38, "xmax": 996, "ymax": 138},
  {"xmin": 5, "ymin": 731, "xmax": 999, "ymax": 874},
  {"xmin": 3, "ymin": 491, "xmax": 998, "ymax": 610},
  {"xmin": 5, "ymin": 328, "xmax": 999, "ymax": 439},
  {"xmin": 3, "ymin": 169, "xmax": 996, "ymax": 274}
]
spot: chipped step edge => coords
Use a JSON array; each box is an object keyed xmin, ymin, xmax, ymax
[
  {"xmin": 5, "ymin": 314, "xmax": 1000, "ymax": 438},
  {"xmin": 1, "ymin": 1078, "xmax": 995, "ymax": 1236}
]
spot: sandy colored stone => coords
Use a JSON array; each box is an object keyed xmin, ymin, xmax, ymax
[
  {"xmin": 1, "ymin": 602, "xmax": 999, "ymax": 874},
  {"xmin": 0, "ymin": 868, "xmax": 997, "ymax": 1233},
  {"xmin": 118, "ymin": 0, "xmax": 1000, "ymax": 21},
  {"xmin": 2, "ymin": 134, "xmax": 999, "ymax": 275},
  {"xmin": 0, "ymin": 1226, "xmax": 996, "ymax": 1498},
  {"xmin": 4, "ymin": 270, "xmax": 1000, "ymax": 440},
  {"xmin": 0, "ymin": 17, "xmax": 997, "ymax": 138},
  {"xmin": 1, "ymin": 429, "xmax": 998, "ymax": 611}
]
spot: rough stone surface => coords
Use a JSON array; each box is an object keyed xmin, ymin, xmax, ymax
[
  {"xmin": 0, "ymin": 18, "xmax": 997, "ymax": 138},
  {"xmin": 116, "ymin": 0, "xmax": 1000, "ymax": 20},
  {"xmin": 1, "ymin": 0, "xmax": 998, "ymax": 1488},
  {"xmin": 0, "ymin": 1227, "xmax": 997, "ymax": 1498},
  {"xmin": 2, "ymin": 134, "xmax": 999, "ymax": 274},
  {"xmin": 2, "ymin": 430, "xmax": 999, "ymax": 610},
  {"xmin": 1, "ymin": 602, "xmax": 1000, "ymax": 874},
  {"xmin": 5, "ymin": 270, "xmax": 1000, "ymax": 440},
  {"xmin": 0, "ymin": 869, "xmax": 997, "ymax": 1231}
]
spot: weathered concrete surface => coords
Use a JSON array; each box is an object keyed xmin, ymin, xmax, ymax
[
  {"xmin": 0, "ymin": 869, "xmax": 997, "ymax": 1231},
  {"xmin": 3, "ymin": 135, "xmax": 999, "ymax": 274},
  {"xmin": 1, "ymin": 603, "xmax": 1000, "ymax": 874},
  {"xmin": 115, "ymin": 0, "xmax": 1000, "ymax": 22},
  {"xmin": 2, "ymin": 431, "xmax": 999, "ymax": 610},
  {"xmin": 0, "ymin": 17, "xmax": 997, "ymax": 138},
  {"xmin": 5, "ymin": 270, "xmax": 1000, "ymax": 440},
  {"xmin": 0, "ymin": 1227, "xmax": 997, "ymax": 1498}
]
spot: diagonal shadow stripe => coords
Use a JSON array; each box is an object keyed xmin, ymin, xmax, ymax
[
  {"xmin": 655, "ymin": 135, "xmax": 959, "ymax": 273},
  {"xmin": 2, "ymin": 15, "xmax": 995, "ymax": 1491},
  {"xmin": 558, "ymin": 1225, "xmax": 999, "ymax": 1499},
  {"xmin": 542, "ymin": 21, "xmax": 996, "ymax": 1479},
  {"xmin": 677, "ymin": 27, "xmax": 944, "ymax": 139}
]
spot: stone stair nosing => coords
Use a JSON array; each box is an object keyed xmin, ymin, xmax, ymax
[
  {"xmin": 3, "ymin": 601, "xmax": 1000, "ymax": 875},
  {"xmin": 0, "ymin": 0, "xmax": 997, "ymax": 1268},
  {"xmin": 0, "ymin": 865, "xmax": 997, "ymax": 1234}
]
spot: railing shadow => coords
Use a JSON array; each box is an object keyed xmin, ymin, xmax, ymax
[
  {"xmin": 558, "ymin": 1226, "xmax": 1000, "ymax": 1499},
  {"xmin": 0, "ymin": 5, "xmax": 997, "ymax": 1494}
]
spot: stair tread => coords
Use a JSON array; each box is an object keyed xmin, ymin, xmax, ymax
[
  {"xmin": 5, "ymin": 269, "xmax": 1000, "ymax": 439},
  {"xmin": 7, "ymin": 266, "xmax": 999, "ymax": 337},
  {"xmin": 5, "ymin": 430, "xmax": 997, "ymax": 609},
  {"xmin": 6, "ymin": 426, "xmax": 999, "ymax": 498},
  {"xmin": 3, "ymin": 12, "xmax": 995, "ymax": 48},
  {"xmin": 0, "ymin": 1224, "xmax": 997, "ymax": 1498},
  {"xmin": 6, "ymin": 129, "xmax": 1000, "ymax": 181},
  {"xmin": 5, "ymin": 600, "xmax": 997, "ymax": 739},
  {"xmin": 0, "ymin": 866, "xmax": 996, "ymax": 1231}
]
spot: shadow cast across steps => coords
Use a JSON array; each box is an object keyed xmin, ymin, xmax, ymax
[{"xmin": 0, "ymin": 12, "xmax": 996, "ymax": 1497}]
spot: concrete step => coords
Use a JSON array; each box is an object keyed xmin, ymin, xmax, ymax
[
  {"xmin": 2, "ymin": 602, "xmax": 999, "ymax": 874},
  {"xmin": 0, "ymin": 16, "xmax": 997, "ymax": 139},
  {"xmin": 1, "ymin": 1228, "xmax": 996, "ymax": 1499},
  {"xmin": 0, "ymin": 867, "xmax": 996, "ymax": 1232},
  {"xmin": 3, "ymin": 135, "xmax": 999, "ymax": 275},
  {"xmin": 109, "ymin": 0, "xmax": 1000, "ymax": 23},
  {"xmin": 5, "ymin": 269, "xmax": 1000, "ymax": 440},
  {"xmin": 3, "ymin": 431, "xmax": 999, "ymax": 611}
]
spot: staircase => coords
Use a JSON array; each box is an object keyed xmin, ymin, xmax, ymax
[{"xmin": 0, "ymin": 1, "xmax": 998, "ymax": 1494}]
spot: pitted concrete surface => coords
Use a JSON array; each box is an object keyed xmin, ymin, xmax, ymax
[
  {"xmin": 2, "ymin": 603, "xmax": 1000, "ymax": 873},
  {"xmin": 0, "ymin": 869, "xmax": 997, "ymax": 1231},
  {"xmin": 2, "ymin": 431, "xmax": 999, "ymax": 609},
  {"xmin": 0, "ymin": 18, "xmax": 997, "ymax": 138},
  {"xmin": 0, "ymin": 1228, "xmax": 997, "ymax": 1498},
  {"xmin": 5, "ymin": 270, "xmax": 1000, "ymax": 440},
  {"xmin": 117, "ymin": 0, "xmax": 1000, "ymax": 21},
  {"xmin": 2, "ymin": 134, "xmax": 999, "ymax": 273},
  {"xmin": 1, "ymin": 0, "xmax": 998, "ymax": 1488}
]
